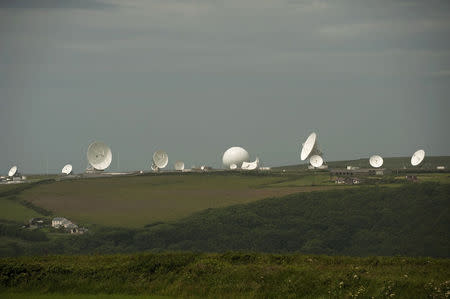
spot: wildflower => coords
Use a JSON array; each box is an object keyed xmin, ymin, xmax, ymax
[{"xmin": 353, "ymin": 274, "xmax": 358, "ymax": 279}]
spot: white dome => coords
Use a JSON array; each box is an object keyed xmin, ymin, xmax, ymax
[{"xmin": 222, "ymin": 147, "xmax": 250, "ymax": 168}]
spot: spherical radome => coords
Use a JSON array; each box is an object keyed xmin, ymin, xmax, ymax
[{"xmin": 222, "ymin": 147, "xmax": 250, "ymax": 168}]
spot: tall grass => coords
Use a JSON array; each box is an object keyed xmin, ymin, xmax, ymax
[{"xmin": 1, "ymin": 252, "xmax": 449, "ymax": 298}]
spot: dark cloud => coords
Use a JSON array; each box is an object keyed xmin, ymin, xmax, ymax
[
  {"xmin": 0, "ymin": 0, "xmax": 115, "ymax": 10},
  {"xmin": 0, "ymin": 0, "xmax": 449, "ymax": 173}
]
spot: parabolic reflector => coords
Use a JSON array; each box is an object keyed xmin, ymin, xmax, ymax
[
  {"xmin": 369, "ymin": 155, "xmax": 383, "ymax": 168},
  {"xmin": 61, "ymin": 164, "xmax": 73, "ymax": 175},
  {"xmin": 309, "ymin": 155, "xmax": 324, "ymax": 168},
  {"xmin": 174, "ymin": 161, "xmax": 185, "ymax": 171},
  {"xmin": 300, "ymin": 132, "xmax": 320, "ymax": 161},
  {"xmin": 411, "ymin": 149, "xmax": 425, "ymax": 166},
  {"xmin": 241, "ymin": 157, "xmax": 259, "ymax": 170},
  {"xmin": 153, "ymin": 150, "xmax": 168, "ymax": 169},
  {"xmin": 87, "ymin": 142, "xmax": 112, "ymax": 171},
  {"xmin": 8, "ymin": 166, "xmax": 18, "ymax": 177}
]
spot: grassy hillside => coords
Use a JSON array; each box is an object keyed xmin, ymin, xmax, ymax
[
  {"xmin": 12, "ymin": 173, "xmax": 348, "ymax": 227},
  {"xmin": 1, "ymin": 182, "xmax": 448, "ymax": 258},
  {"xmin": 0, "ymin": 179, "xmax": 54, "ymax": 223},
  {"xmin": 1, "ymin": 252, "xmax": 449, "ymax": 298},
  {"xmin": 0, "ymin": 198, "xmax": 42, "ymax": 222},
  {"xmin": 125, "ymin": 182, "xmax": 450, "ymax": 257}
]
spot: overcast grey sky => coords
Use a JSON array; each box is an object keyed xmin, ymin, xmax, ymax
[{"xmin": 1, "ymin": 0, "xmax": 449, "ymax": 173}]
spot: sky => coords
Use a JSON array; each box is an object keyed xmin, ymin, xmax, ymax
[{"xmin": 1, "ymin": 0, "xmax": 449, "ymax": 173}]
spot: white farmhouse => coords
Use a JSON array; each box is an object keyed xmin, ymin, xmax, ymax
[{"xmin": 52, "ymin": 217, "xmax": 78, "ymax": 229}]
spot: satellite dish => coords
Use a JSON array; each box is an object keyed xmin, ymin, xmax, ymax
[
  {"xmin": 8, "ymin": 166, "xmax": 18, "ymax": 177},
  {"xmin": 61, "ymin": 164, "xmax": 73, "ymax": 175},
  {"xmin": 174, "ymin": 161, "xmax": 185, "ymax": 171},
  {"xmin": 300, "ymin": 132, "xmax": 322, "ymax": 161},
  {"xmin": 153, "ymin": 150, "xmax": 168, "ymax": 169},
  {"xmin": 241, "ymin": 157, "xmax": 259, "ymax": 170},
  {"xmin": 87, "ymin": 142, "xmax": 112, "ymax": 171},
  {"xmin": 309, "ymin": 155, "xmax": 324, "ymax": 168},
  {"xmin": 369, "ymin": 155, "xmax": 383, "ymax": 168},
  {"xmin": 230, "ymin": 164, "xmax": 237, "ymax": 170},
  {"xmin": 411, "ymin": 149, "xmax": 425, "ymax": 166}
]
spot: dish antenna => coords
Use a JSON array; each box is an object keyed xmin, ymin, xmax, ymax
[
  {"xmin": 300, "ymin": 132, "xmax": 323, "ymax": 161},
  {"xmin": 411, "ymin": 149, "xmax": 425, "ymax": 166},
  {"xmin": 8, "ymin": 166, "xmax": 18, "ymax": 177},
  {"xmin": 230, "ymin": 164, "xmax": 237, "ymax": 170},
  {"xmin": 174, "ymin": 161, "xmax": 185, "ymax": 171},
  {"xmin": 61, "ymin": 164, "xmax": 73, "ymax": 175},
  {"xmin": 241, "ymin": 157, "xmax": 260, "ymax": 170},
  {"xmin": 152, "ymin": 150, "xmax": 168, "ymax": 171},
  {"xmin": 309, "ymin": 155, "xmax": 324, "ymax": 168},
  {"xmin": 87, "ymin": 141, "xmax": 112, "ymax": 171},
  {"xmin": 369, "ymin": 155, "xmax": 383, "ymax": 168}
]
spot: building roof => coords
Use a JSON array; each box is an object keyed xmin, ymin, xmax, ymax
[{"xmin": 52, "ymin": 217, "xmax": 68, "ymax": 221}]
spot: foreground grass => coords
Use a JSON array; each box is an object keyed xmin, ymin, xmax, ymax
[
  {"xmin": 1, "ymin": 252, "xmax": 449, "ymax": 298},
  {"xmin": 1, "ymin": 294, "xmax": 169, "ymax": 299}
]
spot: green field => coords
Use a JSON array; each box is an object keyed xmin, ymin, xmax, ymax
[
  {"xmin": 12, "ymin": 173, "xmax": 348, "ymax": 227},
  {"xmin": 1, "ymin": 182, "xmax": 447, "ymax": 258},
  {"xmin": 0, "ymin": 170, "xmax": 448, "ymax": 228},
  {"xmin": 0, "ymin": 198, "xmax": 41, "ymax": 222},
  {"xmin": 1, "ymin": 252, "xmax": 449, "ymax": 298}
]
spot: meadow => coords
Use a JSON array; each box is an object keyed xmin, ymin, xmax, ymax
[
  {"xmin": 0, "ymin": 168, "xmax": 449, "ymax": 298},
  {"xmin": 1, "ymin": 181, "xmax": 448, "ymax": 258},
  {"xmin": 1, "ymin": 252, "xmax": 449, "ymax": 298},
  {"xmin": 0, "ymin": 169, "xmax": 448, "ymax": 229},
  {"xmin": 0, "ymin": 198, "xmax": 41, "ymax": 222},
  {"xmin": 12, "ymin": 172, "xmax": 349, "ymax": 227}
]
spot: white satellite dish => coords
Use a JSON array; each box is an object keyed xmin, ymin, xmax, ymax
[
  {"xmin": 411, "ymin": 149, "xmax": 425, "ymax": 166},
  {"xmin": 153, "ymin": 150, "xmax": 168, "ymax": 169},
  {"xmin": 87, "ymin": 141, "xmax": 112, "ymax": 171},
  {"xmin": 309, "ymin": 155, "xmax": 324, "ymax": 168},
  {"xmin": 369, "ymin": 155, "xmax": 383, "ymax": 168},
  {"xmin": 230, "ymin": 164, "xmax": 237, "ymax": 170},
  {"xmin": 241, "ymin": 157, "xmax": 259, "ymax": 170},
  {"xmin": 8, "ymin": 166, "xmax": 18, "ymax": 177},
  {"xmin": 300, "ymin": 132, "xmax": 322, "ymax": 161},
  {"xmin": 61, "ymin": 164, "xmax": 73, "ymax": 175},
  {"xmin": 174, "ymin": 161, "xmax": 185, "ymax": 171}
]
